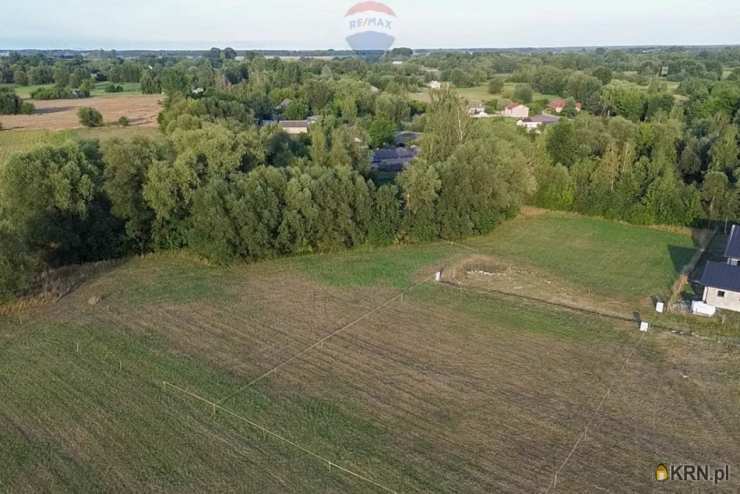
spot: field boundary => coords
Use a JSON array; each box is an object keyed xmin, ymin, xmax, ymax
[{"xmin": 163, "ymin": 381, "xmax": 398, "ymax": 494}]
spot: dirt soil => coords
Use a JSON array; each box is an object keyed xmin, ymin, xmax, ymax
[
  {"xmin": 0, "ymin": 94, "xmax": 162, "ymax": 130},
  {"xmin": 444, "ymin": 254, "xmax": 639, "ymax": 318}
]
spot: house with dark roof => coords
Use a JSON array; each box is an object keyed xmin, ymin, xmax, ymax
[
  {"xmin": 394, "ymin": 131, "xmax": 422, "ymax": 147},
  {"xmin": 372, "ymin": 146, "xmax": 419, "ymax": 173},
  {"xmin": 699, "ymin": 225, "xmax": 740, "ymax": 312},
  {"xmin": 517, "ymin": 114, "xmax": 560, "ymax": 132}
]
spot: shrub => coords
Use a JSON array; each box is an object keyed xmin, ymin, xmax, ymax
[
  {"xmin": 0, "ymin": 88, "xmax": 22, "ymax": 114},
  {"xmin": 20, "ymin": 102, "xmax": 34, "ymax": 115},
  {"xmin": 31, "ymin": 86, "xmax": 74, "ymax": 100},
  {"xmin": 118, "ymin": 116, "xmax": 130, "ymax": 127},
  {"xmin": 78, "ymin": 107, "xmax": 104, "ymax": 127},
  {"xmin": 488, "ymin": 78, "xmax": 505, "ymax": 94},
  {"xmin": 105, "ymin": 84, "xmax": 124, "ymax": 93}
]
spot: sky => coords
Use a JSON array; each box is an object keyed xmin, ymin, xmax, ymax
[{"xmin": 2, "ymin": 0, "xmax": 740, "ymax": 50}]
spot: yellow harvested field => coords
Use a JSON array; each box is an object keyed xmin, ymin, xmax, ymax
[{"xmin": 0, "ymin": 94, "xmax": 162, "ymax": 131}]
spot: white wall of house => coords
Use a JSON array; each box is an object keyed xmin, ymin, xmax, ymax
[
  {"xmin": 503, "ymin": 105, "xmax": 530, "ymax": 119},
  {"xmin": 704, "ymin": 286, "xmax": 740, "ymax": 312}
]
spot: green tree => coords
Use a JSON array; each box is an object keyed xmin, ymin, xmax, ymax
[
  {"xmin": 513, "ymin": 84, "xmax": 534, "ymax": 104},
  {"xmin": 368, "ymin": 184, "xmax": 401, "ymax": 246},
  {"xmin": 102, "ymin": 137, "xmax": 163, "ymax": 253},
  {"xmin": 78, "ymin": 107, "xmax": 103, "ymax": 127},
  {"xmin": 488, "ymin": 78, "xmax": 505, "ymax": 94},
  {"xmin": 546, "ymin": 120, "xmax": 580, "ymax": 167},
  {"xmin": 398, "ymin": 159, "xmax": 441, "ymax": 242},
  {"xmin": 368, "ymin": 118, "xmax": 396, "ymax": 148},
  {"xmin": 421, "ymin": 87, "xmax": 472, "ymax": 163}
]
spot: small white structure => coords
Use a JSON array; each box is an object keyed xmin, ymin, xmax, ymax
[
  {"xmin": 655, "ymin": 302, "xmax": 665, "ymax": 314},
  {"xmin": 692, "ymin": 301, "xmax": 717, "ymax": 317},
  {"xmin": 502, "ymin": 103, "xmax": 530, "ymax": 119},
  {"xmin": 435, "ymin": 272, "xmax": 442, "ymax": 282},
  {"xmin": 428, "ymin": 80, "xmax": 443, "ymax": 90},
  {"xmin": 640, "ymin": 321, "xmax": 650, "ymax": 332}
]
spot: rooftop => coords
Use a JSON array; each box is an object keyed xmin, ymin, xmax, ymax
[
  {"xmin": 699, "ymin": 261, "xmax": 740, "ymax": 292},
  {"xmin": 278, "ymin": 120, "xmax": 310, "ymax": 128},
  {"xmin": 525, "ymin": 114, "xmax": 560, "ymax": 124},
  {"xmin": 724, "ymin": 225, "xmax": 740, "ymax": 259}
]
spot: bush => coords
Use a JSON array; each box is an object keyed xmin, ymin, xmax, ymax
[
  {"xmin": 20, "ymin": 102, "xmax": 34, "ymax": 115},
  {"xmin": 0, "ymin": 88, "xmax": 22, "ymax": 114},
  {"xmin": 31, "ymin": 86, "xmax": 75, "ymax": 100},
  {"xmin": 488, "ymin": 78, "xmax": 505, "ymax": 94},
  {"xmin": 118, "ymin": 116, "xmax": 130, "ymax": 127},
  {"xmin": 78, "ymin": 107, "xmax": 103, "ymax": 127},
  {"xmin": 105, "ymin": 84, "xmax": 124, "ymax": 93}
]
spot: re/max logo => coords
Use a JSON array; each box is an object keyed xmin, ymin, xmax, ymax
[
  {"xmin": 658, "ymin": 464, "xmax": 731, "ymax": 484},
  {"xmin": 348, "ymin": 18, "xmax": 393, "ymax": 30}
]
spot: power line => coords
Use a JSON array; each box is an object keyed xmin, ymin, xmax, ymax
[
  {"xmin": 163, "ymin": 381, "xmax": 398, "ymax": 494},
  {"xmin": 217, "ymin": 279, "xmax": 429, "ymax": 406}
]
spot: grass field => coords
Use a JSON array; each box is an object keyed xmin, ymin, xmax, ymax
[
  {"xmin": 1, "ymin": 213, "xmax": 738, "ymax": 492},
  {"xmin": 410, "ymin": 84, "xmax": 560, "ymax": 106},
  {"xmin": 0, "ymin": 126, "xmax": 161, "ymax": 164},
  {"xmin": 463, "ymin": 211, "xmax": 697, "ymax": 306},
  {"xmin": 0, "ymin": 82, "xmax": 143, "ymax": 99}
]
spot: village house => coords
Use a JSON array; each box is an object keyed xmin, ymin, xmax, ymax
[
  {"xmin": 548, "ymin": 98, "xmax": 582, "ymax": 114},
  {"xmin": 516, "ymin": 114, "xmax": 560, "ymax": 132},
  {"xmin": 468, "ymin": 103, "xmax": 493, "ymax": 119},
  {"xmin": 428, "ymin": 80, "xmax": 443, "ymax": 90},
  {"xmin": 698, "ymin": 225, "xmax": 740, "ymax": 313},
  {"xmin": 372, "ymin": 146, "xmax": 419, "ymax": 173},
  {"xmin": 394, "ymin": 131, "xmax": 422, "ymax": 147},
  {"xmin": 502, "ymin": 103, "xmax": 529, "ymax": 119},
  {"xmin": 278, "ymin": 120, "xmax": 311, "ymax": 135}
]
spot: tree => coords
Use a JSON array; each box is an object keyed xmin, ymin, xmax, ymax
[
  {"xmin": 435, "ymin": 138, "xmax": 532, "ymax": 239},
  {"xmin": 53, "ymin": 63, "xmax": 70, "ymax": 87},
  {"xmin": 78, "ymin": 107, "xmax": 103, "ymax": 127},
  {"xmin": 375, "ymin": 93, "xmax": 410, "ymax": 126},
  {"xmin": 140, "ymin": 71, "xmax": 161, "ymax": 94},
  {"xmin": 0, "ymin": 88, "xmax": 22, "ymax": 114},
  {"xmin": 398, "ymin": 159, "xmax": 441, "ymax": 242},
  {"xmin": 102, "ymin": 137, "xmax": 162, "ymax": 253},
  {"xmin": 368, "ymin": 118, "xmax": 396, "ymax": 148},
  {"xmin": 513, "ymin": 84, "xmax": 534, "ymax": 104},
  {"xmin": 283, "ymin": 99, "xmax": 310, "ymax": 120},
  {"xmin": 600, "ymin": 81, "xmax": 647, "ymax": 121},
  {"xmin": 710, "ymin": 125, "xmax": 739, "ymax": 173},
  {"xmin": 0, "ymin": 142, "xmax": 123, "ymax": 266},
  {"xmin": 592, "ymin": 67, "xmax": 613, "ymax": 85},
  {"xmin": 702, "ymin": 171, "xmax": 734, "ymax": 221},
  {"xmin": 29, "ymin": 66, "xmax": 53, "ymax": 85},
  {"xmin": 565, "ymin": 73, "xmax": 602, "ymax": 111},
  {"xmin": 488, "ymin": 78, "xmax": 505, "ymax": 94},
  {"xmin": 223, "ymin": 47, "xmax": 238, "ymax": 60},
  {"xmin": 0, "ymin": 226, "xmax": 38, "ymax": 299},
  {"xmin": 421, "ymin": 87, "xmax": 473, "ymax": 163},
  {"xmin": 13, "ymin": 69, "xmax": 28, "ymax": 86},
  {"xmin": 546, "ymin": 120, "xmax": 580, "ymax": 167},
  {"xmin": 368, "ymin": 184, "xmax": 401, "ymax": 246}
]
